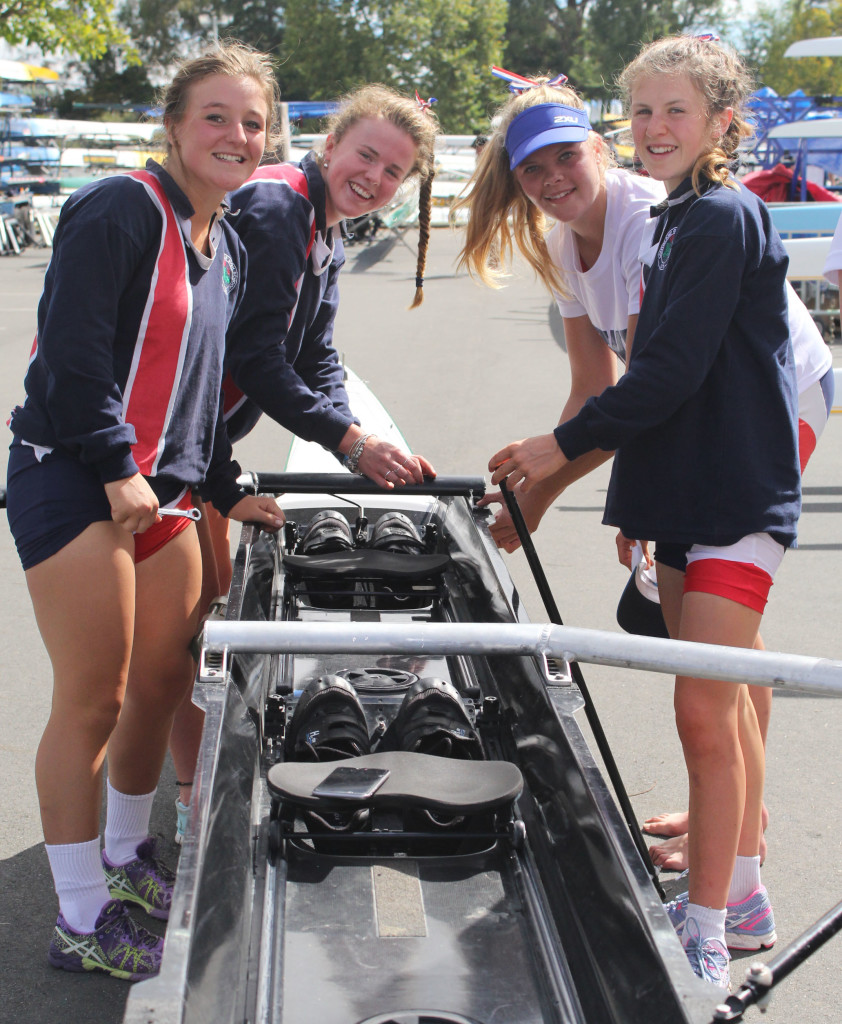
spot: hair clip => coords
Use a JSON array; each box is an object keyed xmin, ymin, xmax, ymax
[
  {"xmin": 695, "ymin": 33, "xmax": 721, "ymax": 42},
  {"xmin": 415, "ymin": 91, "xmax": 437, "ymax": 112},
  {"xmin": 490, "ymin": 65, "xmax": 568, "ymax": 94}
]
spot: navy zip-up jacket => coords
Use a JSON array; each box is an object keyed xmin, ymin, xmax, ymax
[
  {"xmin": 223, "ymin": 152, "xmax": 356, "ymax": 447},
  {"xmin": 554, "ymin": 177, "xmax": 801, "ymax": 548},
  {"xmin": 9, "ymin": 161, "xmax": 248, "ymax": 515}
]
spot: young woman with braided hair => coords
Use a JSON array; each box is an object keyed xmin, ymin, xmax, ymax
[{"xmin": 169, "ymin": 84, "xmax": 440, "ymax": 843}]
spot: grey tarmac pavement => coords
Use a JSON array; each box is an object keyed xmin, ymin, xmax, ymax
[{"xmin": 1, "ymin": 222, "xmax": 842, "ymax": 1023}]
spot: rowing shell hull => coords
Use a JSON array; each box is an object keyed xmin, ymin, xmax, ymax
[{"xmin": 124, "ymin": 374, "xmax": 716, "ymax": 1024}]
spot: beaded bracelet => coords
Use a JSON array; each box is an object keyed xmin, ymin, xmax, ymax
[{"xmin": 344, "ymin": 432, "xmax": 374, "ymax": 474}]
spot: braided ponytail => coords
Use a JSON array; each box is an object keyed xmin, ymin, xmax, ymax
[{"xmin": 409, "ymin": 171, "xmax": 434, "ymax": 308}]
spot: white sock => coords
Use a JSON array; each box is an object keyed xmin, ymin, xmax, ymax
[
  {"xmin": 728, "ymin": 855, "xmax": 762, "ymax": 904},
  {"xmin": 46, "ymin": 838, "xmax": 110, "ymax": 933},
  {"xmin": 682, "ymin": 903, "xmax": 727, "ymax": 947},
  {"xmin": 103, "ymin": 779, "xmax": 156, "ymax": 865}
]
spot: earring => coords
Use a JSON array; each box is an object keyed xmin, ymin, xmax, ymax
[{"xmin": 324, "ymin": 160, "xmax": 329, "ymax": 170}]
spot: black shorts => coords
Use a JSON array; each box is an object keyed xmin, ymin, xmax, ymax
[
  {"xmin": 7, "ymin": 441, "xmax": 113, "ymax": 570},
  {"xmin": 6, "ymin": 441, "xmax": 193, "ymax": 570},
  {"xmin": 653, "ymin": 542, "xmax": 692, "ymax": 573}
]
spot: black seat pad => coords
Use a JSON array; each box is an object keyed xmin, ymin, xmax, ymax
[
  {"xmin": 267, "ymin": 751, "xmax": 523, "ymax": 813},
  {"xmin": 283, "ymin": 550, "xmax": 450, "ymax": 581}
]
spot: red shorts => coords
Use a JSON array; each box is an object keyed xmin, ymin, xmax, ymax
[
  {"xmin": 656, "ymin": 533, "xmax": 785, "ymax": 614},
  {"xmin": 134, "ymin": 491, "xmax": 195, "ymax": 563}
]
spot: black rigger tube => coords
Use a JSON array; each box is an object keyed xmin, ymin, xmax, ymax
[
  {"xmin": 712, "ymin": 898, "xmax": 842, "ymax": 1020},
  {"xmin": 499, "ymin": 479, "xmax": 665, "ymax": 899}
]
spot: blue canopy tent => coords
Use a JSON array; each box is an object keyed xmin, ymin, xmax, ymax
[
  {"xmin": 287, "ymin": 101, "xmax": 339, "ymax": 121},
  {"xmin": 0, "ymin": 92, "xmax": 34, "ymax": 108},
  {"xmin": 746, "ymin": 88, "xmax": 842, "ymax": 200}
]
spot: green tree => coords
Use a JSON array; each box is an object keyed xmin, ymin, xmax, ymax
[
  {"xmin": 382, "ymin": 0, "xmax": 507, "ymax": 132},
  {"xmin": 280, "ymin": 0, "xmax": 506, "ymax": 132},
  {"xmin": 504, "ymin": 0, "xmax": 587, "ymax": 85},
  {"xmin": 744, "ymin": 1, "xmax": 842, "ymax": 96},
  {"xmin": 0, "ymin": 0, "xmax": 130, "ymax": 60},
  {"xmin": 58, "ymin": 48, "xmax": 156, "ymax": 117},
  {"xmin": 504, "ymin": 0, "xmax": 722, "ymax": 99},
  {"xmin": 280, "ymin": 0, "xmax": 384, "ymax": 101},
  {"xmin": 119, "ymin": 0, "xmax": 237, "ymax": 68},
  {"xmin": 585, "ymin": 0, "xmax": 721, "ymax": 95}
]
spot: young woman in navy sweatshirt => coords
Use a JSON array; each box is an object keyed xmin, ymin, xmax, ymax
[
  {"xmin": 5, "ymin": 44, "xmax": 284, "ymax": 981},
  {"xmin": 489, "ymin": 36, "xmax": 798, "ymax": 988}
]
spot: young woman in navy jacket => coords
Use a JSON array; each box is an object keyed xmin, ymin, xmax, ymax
[
  {"xmin": 489, "ymin": 36, "xmax": 797, "ymax": 988},
  {"xmin": 5, "ymin": 44, "xmax": 284, "ymax": 980},
  {"xmin": 168, "ymin": 87, "xmax": 441, "ymax": 841}
]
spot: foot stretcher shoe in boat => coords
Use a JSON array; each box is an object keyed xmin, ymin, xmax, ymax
[
  {"xmin": 284, "ymin": 674, "xmax": 371, "ymax": 762},
  {"xmin": 370, "ymin": 511, "xmax": 425, "ymax": 554},
  {"xmin": 377, "ymin": 677, "xmax": 484, "ymax": 760},
  {"xmin": 300, "ymin": 509, "xmax": 354, "ymax": 554}
]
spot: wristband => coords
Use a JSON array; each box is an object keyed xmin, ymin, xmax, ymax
[{"xmin": 344, "ymin": 433, "xmax": 374, "ymax": 474}]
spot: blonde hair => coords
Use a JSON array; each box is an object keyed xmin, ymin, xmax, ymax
[
  {"xmin": 318, "ymin": 84, "xmax": 440, "ymax": 307},
  {"xmin": 453, "ymin": 80, "xmax": 611, "ymax": 297},
  {"xmin": 617, "ymin": 35, "xmax": 754, "ymax": 195},
  {"xmin": 159, "ymin": 40, "xmax": 283, "ymax": 158}
]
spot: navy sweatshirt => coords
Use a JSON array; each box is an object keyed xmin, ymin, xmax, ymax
[
  {"xmin": 224, "ymin": 152, "xmax": 356, "ymax": 447},
  {"xmin": 554, "ymin": 177, "xmax": 801, "ymax": 548},
  {"xmin": 9, "ymin": 162, "xmax": 248, "ymax": 515}
]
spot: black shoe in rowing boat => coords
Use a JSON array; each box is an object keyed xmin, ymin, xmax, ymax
[
  {"xmin": 370, "ymin": 511, "xmax": 424, "ymax": 554},
  {"xmin": 300, "ymin": 510, "xmax": 354, "ymax": 555},
  {"xmin": 284, "ymin": 675, "xmax": 371, "ymax": 762},
  {"xmin": 380, "ymin": 677, "xmax": 484, "ymax": 760}
]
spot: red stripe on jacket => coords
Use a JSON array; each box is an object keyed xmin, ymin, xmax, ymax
[
  {"xmin": 122, "ymin": 170, "xmax": 191, "ymax": 474},
  {"xmin": 221, "ymin": 164, "xmax": 315, "ymax": 418}
]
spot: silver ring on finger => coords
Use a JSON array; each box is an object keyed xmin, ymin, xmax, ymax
[{"xmin": 385, "ymin": 469, "xmax": 393, "ymax": 479}]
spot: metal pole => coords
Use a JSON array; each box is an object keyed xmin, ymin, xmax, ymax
[
  {"xmin": 279, "ymin": 102, "xmax": 291, "ymax": 163},
  {"xmin": 500, "ymin": 479, "xmax": 663, "ymax": 895},
  {"xmin": 203, "ymin": 621, "xmax": 842, "ymax": 696},
  {"xmin": 712, "ymin": 899, "xmax": 842, "ymax": 1021},
  {"xmin": 238, "ymin": 471, "xmax": 485, "ymax": 499}
]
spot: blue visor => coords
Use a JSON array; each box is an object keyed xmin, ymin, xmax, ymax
[{"xmin": 505, "ymin": 103, "xmax": 592, "ymax": 170}]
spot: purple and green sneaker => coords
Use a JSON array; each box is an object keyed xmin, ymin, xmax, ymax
[
  {"xmin": 682, "ymin": 918, "xmax": 731, "ymax": 990},
  {"xmin": 48, "ymin": 898, "xmax": 163, "ymax": 980},
  {"xmin": 102, "ymin": 838, "xmax": 175, "ymax": 920},
  {"xmin": 665, "ymin": 885, "xmax": 777, "ymax": 951}
]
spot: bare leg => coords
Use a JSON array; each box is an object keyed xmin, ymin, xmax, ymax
[
  {"xmin": 736, "ymin": 685, "xmax": 765, "ymax": 858},
  {"xmin": 203, "ymin": 502, "xmax": 233, "ymax": 596},
  {"xmin": 29, "ymin": 523, "xmax": 135, "ymax": 845},
  {"xmin": 646, "ymin": 565, "xmax": 694, "ymax": 872},
  {"xmin": 169, "ymin": 501, "xmax": 232, "ymax": 806},
  {"xmin": 107, "ymin": 526, "xmax": 202, "ymax": 796},
  {"xmin": 647, "ymin": 630, "xmax": 770, "ymax": 869},
  {"xmin": 672, "ymin": 589, "xmax": 764, "ymax": 909},
  {"xmin": 748, "ymin": 635, "xmax": 772, "ymax": 747}
]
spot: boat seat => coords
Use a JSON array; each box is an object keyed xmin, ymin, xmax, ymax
[
  {"xmin": 267, "ymin": 751, "xmax": 523, "ymax": 814},
  {"xmin": 282, "ymin": 550, "xmax": 450, "ymax": 581}
]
